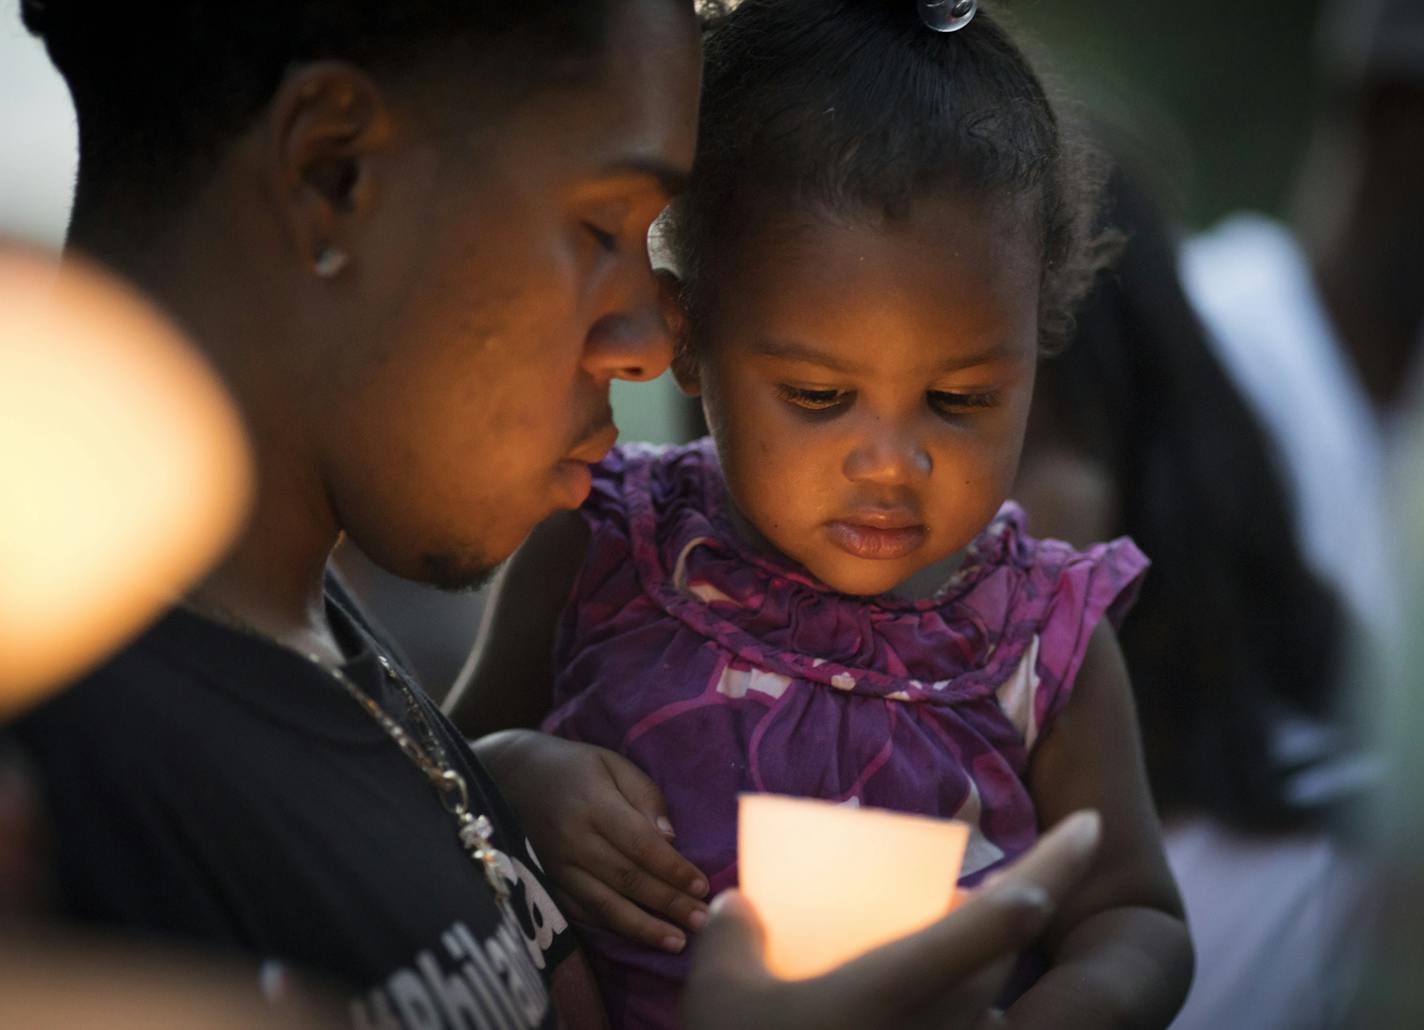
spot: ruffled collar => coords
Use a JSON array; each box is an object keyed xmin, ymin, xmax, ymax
[{"xmin": 617, "ymin": 440, "xmax": 1042, "ymax": 704}]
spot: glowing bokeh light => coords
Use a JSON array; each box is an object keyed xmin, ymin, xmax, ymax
[{"xmin": 0, "ymin": 245, "xmax": 251, "ymax": 713}]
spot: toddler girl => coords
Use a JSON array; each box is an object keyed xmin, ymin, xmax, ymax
[{"xmin": 456, "ymin": 1, "xmax": 1191, "ymax": 1026}]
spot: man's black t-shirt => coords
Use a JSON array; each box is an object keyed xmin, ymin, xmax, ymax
[{"xmin": 10, "ymin": 588, "xmax": 580, "ymax": 1029}]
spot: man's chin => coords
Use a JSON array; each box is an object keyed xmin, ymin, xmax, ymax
[{"xmin": 417, "ymin": 551, "xmax": 503, "ymax": 594}]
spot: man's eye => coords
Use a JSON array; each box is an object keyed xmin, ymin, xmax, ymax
[
  {"xmin": 583, "ymin": 223, "xmax": 619, "ymax": 253},
  {"xmin": 928, "ymin": 389, "xmax": 1000, "ymax": 416},
  {"xmin": 776, "ymin": 385, "xmax": 849, "ymax": 412}
]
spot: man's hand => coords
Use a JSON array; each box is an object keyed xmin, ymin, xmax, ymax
[
  {"xmin": 473, "ymin": 730, "xmax": 709, "ymax": 953},
  {"xmin": 682, "ymin": 811, "xmax": 1103, "ymax": 1030}
]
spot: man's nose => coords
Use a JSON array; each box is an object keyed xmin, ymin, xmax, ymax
[{"xmin": 581, "ymin": 271, "xmax": 676, "ymax": 384}]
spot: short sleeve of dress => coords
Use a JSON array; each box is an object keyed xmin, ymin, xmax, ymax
[
  {"xmin": 552, "ymin": 444, "xmax": 675, "ymax": 685},
  {"xmin": 998, "ymin": 531, "xmax": 1149, "ymax": 751}
]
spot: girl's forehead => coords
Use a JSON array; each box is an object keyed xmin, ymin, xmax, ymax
[
  {"xmin": 713, "ymin": 198, "xmax": 1041, "ymax": 367},
  {"xmin": 730, "ymin": 193, "xmax": 1037, "ymax": 291}
]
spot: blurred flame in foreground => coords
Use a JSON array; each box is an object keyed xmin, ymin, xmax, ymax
[{"xmin": 0, "ymin": 244, "xmax": 251, "ymax": 713}]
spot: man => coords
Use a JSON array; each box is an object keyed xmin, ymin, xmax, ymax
[{"xmin": 8, "ymin": 2, "xmax": 1099, "ymax": 1026}]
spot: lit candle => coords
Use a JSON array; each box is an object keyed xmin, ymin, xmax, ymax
[
  {"xmin": 0, "ymin": 245, "xmax": 251, "ymax": 712},
  {"xmin": 738, "ymin": 793, "xmax": 970, "ymax": 979}
]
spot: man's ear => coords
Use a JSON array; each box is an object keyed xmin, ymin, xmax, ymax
[
  {"xmin": 656, "ymin": 268, "xmax": 700, "ymax": 395},
  {"xmin": 264, "ymin": 62, "xmax": 391, "ymax": 277}
]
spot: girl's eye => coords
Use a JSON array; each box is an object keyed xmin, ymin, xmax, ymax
[
  {"xmin": 583, "ymin": 223, "xmax": 619, "ymax": 254},
  {"xmin": 776, "ymin": 385, "xmax": 850, "ymax": 412},
  {"xmin": 928, "ymin": 389, "xmax": 1000, "ymax": 416}
]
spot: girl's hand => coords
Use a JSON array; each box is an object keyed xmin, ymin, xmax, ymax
[{"xmin": 473, "ymin": 729, "xmax": 710, "ymax": 954}]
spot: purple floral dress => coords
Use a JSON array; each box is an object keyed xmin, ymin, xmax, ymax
[{"xmin": 544, "ymin": 440, "xmax": 1147, "ymax": 1029}]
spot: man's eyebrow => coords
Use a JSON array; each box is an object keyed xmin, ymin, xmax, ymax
[
  {"xmin": 752, "ymin": 338, "xmax": 867, "ymax": 375},
  {"xmin": 598, "ymin": 156, "xmax": 690, "ymax": 197}
]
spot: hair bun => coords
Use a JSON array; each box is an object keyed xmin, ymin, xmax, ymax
[{"xmin": 20, "ymin": 0, "xmax": 54, "ymax": 38}]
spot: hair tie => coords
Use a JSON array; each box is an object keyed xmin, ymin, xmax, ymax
[{"xmin": 920, "ymin": 0, "xmax": 976, "ymax": 33}]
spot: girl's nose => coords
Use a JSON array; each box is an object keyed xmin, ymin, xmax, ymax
[{"xmin": 843, "ymin": 425, "xmax": 933, "ymax": 486}]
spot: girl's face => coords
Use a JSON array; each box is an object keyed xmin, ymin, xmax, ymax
[{"xmin": 685, "ymin": 195, "xmax": 1041, "ymax": 597}]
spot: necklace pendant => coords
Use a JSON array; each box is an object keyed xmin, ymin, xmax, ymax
[
  {"xmin": 457, "ymin": 815, "xmax": 509, "ymax": 899},
  {"xmin": 458, "ymin": 814, "xmax": 493, "ymax": 850},
  {"xmin": 477, "ymin": 846, "xmax": 511, "ymax": 899}
]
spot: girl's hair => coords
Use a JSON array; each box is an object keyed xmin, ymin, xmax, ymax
[
  {"xmin": 1030, "ymin": 168, "xmax": 1348, "ymax": 830},
  {"xmin": 668, "ymin": 0, "xmax": 1113, "ymax": 353},
  {"xmin": 20, "ymin": 1, "xmax": 617, "ymax": 223}
]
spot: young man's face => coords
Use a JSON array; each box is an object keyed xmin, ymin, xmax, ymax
[{"xmin": 320, "ymin": 0, "xmax": 700, "ymax": 588}]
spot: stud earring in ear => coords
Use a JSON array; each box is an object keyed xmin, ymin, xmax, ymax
[{"xmin": 313, "ymin": 246, "xmax": 349, "ymax": 279}]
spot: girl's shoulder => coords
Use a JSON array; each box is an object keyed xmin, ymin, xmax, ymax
[
  {"xmin": 953, "ymin": 502, "xmax": 1148, "ymax": 739},
  {"xmin": 569, "ymin": 437, "xmax": 727, "ymax": 612},
  {"xmin": 956, "ymin": 500, "xmax": 1149, "ymax": 649},
  {"xmin": 583, "ymin": 438, "xmax": 718, "ymax": 527},
  {"xmin": 964, "ymin": 501, "xmax": 1148, "ymax": 611}
]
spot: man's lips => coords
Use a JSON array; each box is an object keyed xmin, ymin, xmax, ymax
[
  {"xmin": 553, "ymin": 422, "xmax": 619, "ymax": 509},
  {"xmin": 826, "ymin": 512, "xmax": 927, "ymax": 560},
  {"xmin": 564, "ymin": 422, "xmax": 620, "ymax": 465}
]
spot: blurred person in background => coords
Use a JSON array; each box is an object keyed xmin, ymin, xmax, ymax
[
  {"xmin": 1345, "ymin": 376, "xmax": 1424, "ymax": 1026},
  {"xmin": 1179, "ymin": 0, "xmax": 1424, "ymax": 654},
  {"xmin": 1017, "ymin": 167, "xmax": 1369, "ymax": 1030},
  {"xmin": 1053, "ymin": 5, "xmax": 1424, "ymax": 1019}
]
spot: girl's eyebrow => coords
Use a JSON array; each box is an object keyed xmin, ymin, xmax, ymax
[
  {"xmin": 932, "ymin": 340, "xmax": 1023, "ymax": 373},
  {"xmin": 752, "ymin": 338, "xmax": 864, "ymax": 375},
  {"xmin": 753, "ymin": 337, "xmax": 1023, "ymax": 376}
]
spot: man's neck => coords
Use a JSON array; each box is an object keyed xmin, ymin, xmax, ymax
[
  {"xmin": 187, "ymin": 464, "xmax": 347, "ymax": 666},
  {"xmin": 69, "ymin": 208, "xmax": 350, "ymax": 664}
]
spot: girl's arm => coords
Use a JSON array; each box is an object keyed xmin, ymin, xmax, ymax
[
  {"xmin": 443, "ymin": 510, "xmax": 710, "ymax": 951},
  {"xmin": 1006, "ymin": 622, "xmax": 1194, "ymax": 1029},
  {"xmin": 444, "ymin": 509, "xmax": 589, "ymax": 738}
]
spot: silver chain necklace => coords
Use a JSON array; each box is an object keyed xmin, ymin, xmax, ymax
[{"xmin": 186, "ymin": 601, "xmax": 511, "ymax": 901}]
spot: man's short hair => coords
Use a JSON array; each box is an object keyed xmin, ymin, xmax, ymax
[{"xmin": 21, "ymin": 1, "xmax": 614, "ymax": 218}]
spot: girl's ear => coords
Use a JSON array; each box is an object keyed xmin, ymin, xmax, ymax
[{"xmin": 656, "ymin": 269, "xmax": 700, "ymax": 396}]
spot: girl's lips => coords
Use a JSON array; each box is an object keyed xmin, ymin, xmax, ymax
[{"xmin": 825, "ymin": 520, "xmax": 927, "ymax": 560}]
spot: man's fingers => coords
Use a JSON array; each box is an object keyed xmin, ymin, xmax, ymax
[
  {"xmin": 689, "ymin": 889, "xmax": 1006, "ymax": 1030},
  {"xmin": 820, "ymin": 810, "xmax": 1102, "ymax": 1020},
  {"xmin": 690, "ymin": 812, "xmax": 1100, "ymax": 1030},
  {"xmin": 559, "ymin": 866, "xmax": 691, "ymax": 954},
  {"xmin": 982, "ymin": 809, "xmax": 1102, "ymax": 902},
  {"xmin": 899, "ymin": 959, "xmax": 1014, "ymax": 1030},
  {"xmin": 690, "ymin": 889, "xmax": 768, "ymax": 977},
  {"xmin": 683, "ymin": 890, "xmax": 805, "ymax": 1030}
]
